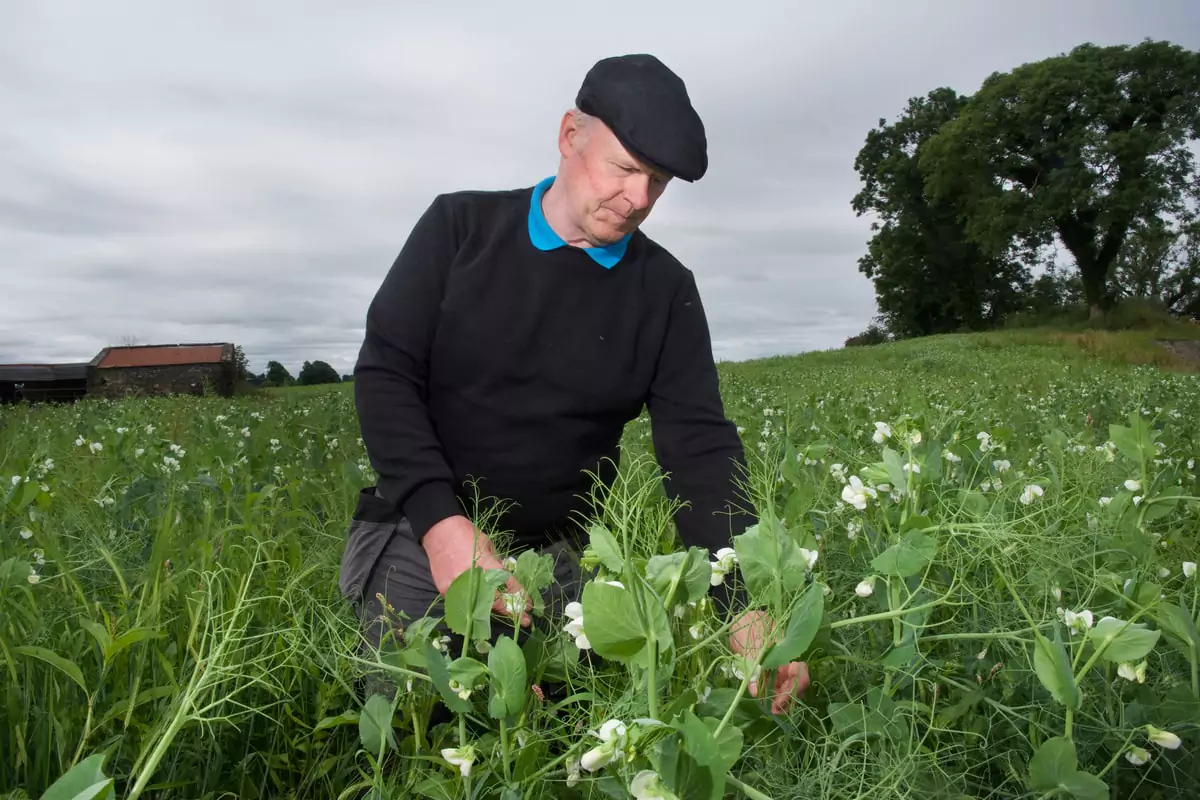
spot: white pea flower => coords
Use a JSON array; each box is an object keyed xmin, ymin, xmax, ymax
[
  {"xmin": 829, "ymin": 463, "xmax": 847, "ymax": 483},
  {"xmin": 1099, "ymin": 496, "xmax": 1112, "ymax": 507},
  {"xmin": 1117, "ymin": 661, "xmax": 1148, "ymax": 683},
  {"xmin": 1183, "ymin": 561, "xmax": 1196, "ymax": 579},
  {"xmin": 1146, "ymin": 725, "xmax": 1181, "ymax": 750},
  {"xmin": 855, "ymin": 578, "xmax": 875, "ymax": 598},
  {"xmin": 903, "ymin": 462, "xmax": 920, "ymax": 474},
  {"xmin": 977, "ymin": 431, "xmax": 991, "ymax": 452},
  {"xmin": 1124, "ymin": 479, "xmax": 1141, "ymax": 492},
  {"xmin": 135, "ymin": 448, "xmax": 145, "ymax": 457},
  {"xmin": 1019, "ymin": 485, "xmax": 1043, "ymax": 505},
  {"xmin": 501, "ymin": 592, "xmax": 524, "ymax": 617},
  {"xmin": 1057, "ymin": 608, "xmax": 1094, "ymax": 636},
  {"xmin": 447, "ymin": 679, "xmax": 472, "ymax": 701},
  {"xmin": 564, "ymin": 602, "xmax": 589, "ymax": 650},
  {"xmin": 630, "ymin": 770, "xmax": 678, "ymax": 800},
  {"xmin": 88, "ymin": 442, "xmax": 103, "ymax": 453},
  {"xmin": 688, "ymin": 623, "xmax": 704, "ymax": 640},
  {"xmin": 992, "ymin": 459, "xmax": 1011, "ymax": 472},
  {"xmin": 19, "ymin": 528, "xmax": 33, "ymax": 540},
  {"xmin": 872, "ymin": 422, "xmax": 892, "ymax": 443},
  {"xmin": 944, "ymin": 450, "xmax": 962, "ymax": 463},
  {"xmin": 28, "ymin": 572, "xmax": 40, "ymax": 585},
  {"xmin": 1051, "ymin": 585, "xmax": 1062, "ymax": 602},
  {"xmin": 841, "ymin": 476, "xmax": 877, "ymax": 511},
  {"xmin": 1124, "ymin": 745, "xmax": 1151, "ymax": 766},
  {"xmin": 1132, "ymin": 495, "xmax": 1143, "ymax": 506},
  {"xmin": 441, "ymin": 745, "xmax": 476, "ymax": 777},
  {"xmin": 846, "ymin": 519, "xmax": 861, "ymax": 540},
  {"xmin": 502, "ymin": 556, "xmax": 518, "ymax": 572},
  {"xmin": 74, "ymin": 436, "xmax": 85, "ymax": 447},
  {"xmin": 908, "ymin": 430, "xmax": 922, "ymax": 445},
  {"xmin": 1158, "ymin": 567, "xmax": 1171, "ymax": 579},
  {"xmin": 581, "ymin": 719, "xmax": 627, "ymax": 772},
  {"xmin": 709, "ymin": 547, "xmax": 737, "ymax": 586},
  {"xmin": 798, "ymin": 548, "xmax": 819, "ymax": 571}
]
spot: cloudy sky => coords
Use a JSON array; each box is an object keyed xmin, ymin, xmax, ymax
[{"xmin": 3, "ymin": 2, "xmax": 1198, "ymax": 374}]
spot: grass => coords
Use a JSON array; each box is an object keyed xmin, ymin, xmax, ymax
[{"xmin": 2, "ymin": 329, "xmax": 1199, "ymax": 799}]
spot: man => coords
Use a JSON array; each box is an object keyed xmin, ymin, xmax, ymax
[{"xmin": 340, "ymin": 54, "xmax": 809, "ymax": 715}]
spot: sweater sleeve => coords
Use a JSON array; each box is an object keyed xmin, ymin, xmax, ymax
[
  {"xmin": 354, "ymin": 194, "xmax": 464, "ymax": 541},
  {"xmin": 646, "ymin": 269, "xmax": 758, "ymax": 616}
]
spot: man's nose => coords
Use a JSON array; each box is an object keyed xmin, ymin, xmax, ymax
[{"xmin": 624, "ymin": 176, "xmax": 651, "ymax": 211}]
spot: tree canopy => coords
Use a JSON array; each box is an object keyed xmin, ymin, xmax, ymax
[
  {"xmin": 297, "ymin": 360, "xmax": 341, "ymax": 386},
  {"xmin": 852, "ymin": 88, "xmax": 1030, "ymax": 337},
  {"xmin": 919, "ymin": 39, "xmax": 1200, "ymax": 319}
]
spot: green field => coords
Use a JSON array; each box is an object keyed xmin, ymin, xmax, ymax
[{"xmin": 3, "ymin": 331, "xmax": 1199, "ymax": 799}]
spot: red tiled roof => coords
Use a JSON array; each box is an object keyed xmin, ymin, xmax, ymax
[{"xmin": 97, "ymin": 345, "xmax": 227, "ymax": 369}]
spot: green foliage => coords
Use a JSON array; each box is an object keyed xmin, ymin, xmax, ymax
[
  {"xmin": 921, "ymin": 40, "xmax": 1200, "ymax": 316},
  {"xmin": 297, "ymin": 359, "xmax": 342, "ymax": 386},
  {"xmin": 263, "ymin": 359, "xmax": 295, "ymax": 387},
  {"xmin": 853, "ymin": 87, "xmax": 1031, "ymax": 337},
  {"xmin": 3, "ymin": 334, "xmax": 1200, "ymax": 798}
]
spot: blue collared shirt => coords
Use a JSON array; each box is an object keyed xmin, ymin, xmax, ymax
[{"xmin": 527, "ymin": 176, "xmax": 631, "ymax": 268}]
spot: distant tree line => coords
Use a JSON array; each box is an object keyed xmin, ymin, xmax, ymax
[
  {"xmin": 232, "ymin": 349, "xmax": 350, "ymax": 388},
  {"xmin": 848, "ymin": 39, "xmax": 1200, "ymax": 345}
]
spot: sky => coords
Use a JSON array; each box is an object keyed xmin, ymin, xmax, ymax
[{"xmin": 2, "ymin": 2, "xmax": 1199, "ymax": 374}]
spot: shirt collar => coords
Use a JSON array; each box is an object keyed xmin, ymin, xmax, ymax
[{"xmin": 528, "ymin": 176, "xmax": 630, "ymax": 268}]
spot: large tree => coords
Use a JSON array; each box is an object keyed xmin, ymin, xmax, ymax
[
  {"xmin": 1113, "ymin": 213, "xmax": 1200, "ymax": 318},
  {"xmin": 920, "ymin": 40, "xmax": 1200, "ymax": 320},
  {"xmin": 853, "ymin": 88, "xmax": 1030, "ymax": 338},
  {"xmin": 297, "ymin": 360, "xmax": 341, "ymax": 386}
]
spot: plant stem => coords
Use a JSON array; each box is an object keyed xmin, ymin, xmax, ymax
[
  {"xmin": 647, "ymin": 641, "xmax": 659, "ymax": 720},
  {"xmin": 829, "ymin": 589, "xmax": 952, "ymax": 630},
  {"xmin": 726, "ymin": 774, "xmax": 776, "ymax": 800},
  {"xmin": 714, "ymin": 656, "xmax": 759, "ymax": 739},
  {"xmin": 500, "ymin": 718, "xmax": 512, "ymax": 783},
  {"xmin": 1064, "ymin": 709, "xmax": 1073, "ymax": 740}
]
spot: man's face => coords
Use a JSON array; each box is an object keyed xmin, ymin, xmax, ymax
[{"xmin": 561, "ymin": 115, "xmax": 672, "ymax": 246}]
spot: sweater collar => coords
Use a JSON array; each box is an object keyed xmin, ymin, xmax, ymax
[{"xmin": 528, "ymin": 176, "xmax": 630, "ymax": 268}]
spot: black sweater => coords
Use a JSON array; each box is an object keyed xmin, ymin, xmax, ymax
[{"xmin": 354, "ymin": 185, "xmax": 756, "ymax": 588}]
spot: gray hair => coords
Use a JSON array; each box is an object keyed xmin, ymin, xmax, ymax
[{"xmin": 570, "ymin": 108, "xmax": 597, "ymax": 149}]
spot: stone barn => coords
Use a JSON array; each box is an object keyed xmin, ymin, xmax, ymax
[{"xmin": 87, "ymin": 343, "xmax": 237, "ymax": 399}]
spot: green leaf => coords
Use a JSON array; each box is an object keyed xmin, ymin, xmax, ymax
[
  {"xmin": 422, "ymin": 641, "xmax": 471, "ymax": 713},
  {"xmin": 1060, "ymin": 772, "xmax": 1109, "ymax": 800},
  {"xmin": 443, "ymin": 567, "xmax": 492, "ymax": 639},
  {"xmin": 882, "ymin": 447, "xmax": 908, "ymax": 494},
  {"xmin": 589, "ymin": 524, "xmax": 624, "ymax": 573},
  {"xmin": 646, "ymin": 549, "xmax": 712, "ymax": 607},
  {"xmin": 514, "ymin": 550, "xmax": 554, "ymax": 612},
  {"xmin": 487, "ymin": 635, "xmax": 527, "ymax": 719},
  {"xmin": 733, "ymin": 521, "xmax": 807, "ymax": 608},
  {"xmin": 13, "ymin": 646, "xmax": 88, "ymax": 695},
  {"xmin": 656, "ymin": 731, "xmax": 715, "ymax": 800},
  {"xmin": 1087, "ymin": 617, "xmax": 1160, "ymax": 663},
  {"xmin": 581, "ymin": 581, "xmax": 646, "ymax": 663},
  {"xmin": 80, "ymin": 621, "xmax": 112, "ymax": 656},
  {"xmin": 40, "ymin": 754, "xmax": 113, "ymax": 800},
  {"xmin": 681, "ymin": 712, "xmax": 728, "ymax": 799},
  {"xmin": 313, "ymin": 711, "xmax": 360, "ymax": 732},
  {"xmin": 762, "ymin": 582, "xmax": 824, "ymax": 669},
  {"xmin": 701, "ymin": 717, "xmax": 743, "ymax": 775},
  {"xmin": 358, "ymin": 694, "xmax": 396, "ymax": 757},
  {"xmin": 870, "ymin": 529, "xmax": 938, "ymax": 578},
  {"xmin": 1032, "ymin": 632, "xmax": 1080, "ymax": 710},
  {"xmin": 1028, "ymin": 736, "xmax": 1077, "ymax": 791},
  {"xmin": 105, "ymin": 627, "xmax": 162, "ymax": 662},
  {"xmin": 448, "ymin": 656, "xmax": 488, "ymax": 690},
  {"xmin": 1109, "ymin": 420, "xmax": 1151, "ymax": 464},
  {"xmin": 1154, "ymin": 603, "xmax": 1199, "ymax": 659}
]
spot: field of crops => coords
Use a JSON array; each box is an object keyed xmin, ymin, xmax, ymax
[{"xmin": 3, "ymin": 333, "xmax": 1199, "ymax": 800}]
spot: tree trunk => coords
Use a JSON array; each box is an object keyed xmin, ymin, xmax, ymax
[{"xmin": 1089, "ymin": 302, "xmax": 1105, "ymax": 321}]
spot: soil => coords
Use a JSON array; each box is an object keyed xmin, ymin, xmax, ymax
[{"xmin": 1155, "ymin": 339, "xmax": 1200, "ymax": 367}]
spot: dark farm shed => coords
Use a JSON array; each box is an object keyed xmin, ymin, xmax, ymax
[
  {"xmin": 0, "ymin": 363, "xmax": 89, "ymax": 404},
  {"xmin": 87, "ymin": 343, "xmax": 236, "ymax": 399}
]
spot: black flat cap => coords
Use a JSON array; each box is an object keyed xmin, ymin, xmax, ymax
[{"xmin": 575, "ymin": 54, "xmax": 708, "ymax": 182}]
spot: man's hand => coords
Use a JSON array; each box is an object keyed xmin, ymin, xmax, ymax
[
  {"xmin": 729, "ymin": 609, "xmax": 810, "ymax": 715},
  {"xmin": 422, "ymin": 515, "xmax": 532, "ymax": 627}
]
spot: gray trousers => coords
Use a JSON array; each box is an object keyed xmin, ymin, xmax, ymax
[{"xmin": 338, "ymin": 486, "xmax": 587, "ymax": 655}]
